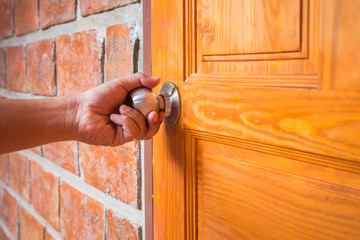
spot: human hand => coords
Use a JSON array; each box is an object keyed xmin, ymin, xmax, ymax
[{"xmin": 73, "ymin": 73, "xmax": 165, "ymax": 146}]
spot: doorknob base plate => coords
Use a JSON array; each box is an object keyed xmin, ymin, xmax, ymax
[{"xmin": 160, "ymin": 82, "xmax": 181, "ymax": 126}]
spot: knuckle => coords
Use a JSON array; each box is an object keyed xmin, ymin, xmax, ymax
[
  {"xmin": 121, "ymin": 114, "xmax": 129, "ymax": 121},
  {"xmin": 135, "ymin": 72, "xmax": 144, "ymax": 79}
]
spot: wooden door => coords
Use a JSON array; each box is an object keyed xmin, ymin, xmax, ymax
[{"xmin": 151, "ymin": 0, "xmax": 360, "ymax": 239}]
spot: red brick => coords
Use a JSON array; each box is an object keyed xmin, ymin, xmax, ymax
[
  {"xmin": 6, "ymin": 46, "xmax": 25, "ymax": 92},
  {"xmin": 43, "ymin": 141, "xmax": 79, "ymax": 174},
  {"xmin": 0, "ymin": 226, "xmax": 10, "ymax": 240},
  {"xmin": 56, "ymin": 29, "xmax": 102, "ymax": 96},
  {"xmin": 0, "ymin": 48, "xmax": 5, "ymax": 87},
  {"xmin": 0, "ymin": 0, "xmax": 14, "ymax": 39},
  {"xmin": 0, "ymin": 154, "xmax": 8, "ymax": 183},
  {"xmin": 14, "ymin": 0, "xmax": 38, "ymax": 36},
  {"xmin": 9, "ymin": 152, "xmax": 30, "ymax": 202},
  {"xmin": 19, "ymin": 206, "xmax": 44, "ymax": 240},
  {"xmin": 31, "ymin": 161, "xmax": 59, "ymax": 230},
  {"xmin": 0, "ymin": 188, "xmax": 18, "ymax": 239},
  {"xmin": 105, "ymin": 24, "xmax": 132, "ymax": 81},
  {"xmin": 107, "ymin": 209, "xmax": 141, "ymax": 240},
  {"xmin": 79, "ymin": 142, "xmax": 140, "ymax": 208},
  {"xmin": 26, "ymin": 39, "xmax": 55, "ymax": 96},
  {"xmin": 44, "ymin": 230, "xmax": 55, "ymax": 240},
  {"xmin": 29, "ymin": 146, "xmax": 42, "ymax": 155},
  {"xmin": 80, "ymin": 0, "xmax": 138, "ymax": 16},
  {"xmin": 60, "ymin": 181, "xmax": 104, "ymax": 240},
  {"xmin": 39, "ymin": 0, "xmax": 76, "ymax": 29}
]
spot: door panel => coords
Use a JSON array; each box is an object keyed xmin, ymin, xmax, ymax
[
  {"xmin": 193, "ymin": 0, "xmax": 317, "ymax": 87},
  {"xmin": 152, "ymin": 0, "xmax": 360, "ymax": 239},
  {"xmin": 183, "ymin": 84, "xmax": 360, "ymax": 162},
  {"xmin": 321, "ymin": 0, "xmax": 360, "ymax": 90},
  {"xmin": 187, "ymin": 133, "xmax": 360, "ymax": 240},
  {"xmin": 198, "ymin": 0, "xmax": 302, "ymax": 55}
]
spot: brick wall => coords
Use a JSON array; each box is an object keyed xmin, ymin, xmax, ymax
[{"xmin": 0, "ymin": 1, "xmax": 146, "ymax": 239}]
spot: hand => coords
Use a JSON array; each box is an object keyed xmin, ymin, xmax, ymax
[{"xmin": 73, "ymin": 73, "xmax": 165, "ymax": 146}]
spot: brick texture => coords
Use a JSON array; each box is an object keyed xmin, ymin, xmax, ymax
[
  {"xmin": 106, "ymin": 24, "xmax": 132, "ymax": 81},
  {"xmin": 107, "ymin": 209, "xmax": 141, "ymax": 240},
  {"xmin": 0, "ymin": 1, "xmax": 144, "ymax": 239},
  {"xmin": 43, "ymin": 141, "xmax": 79, "ymax": 174},
  {"xmin": 14, "ymin": 0, "xmax": 38, "ymax": 36},
  {"xmin": 0, "ymin": 226, "xmax": 10, "ymax": 240},
  {"xmin": 9, "ymin": 152, "xmax": 30, "ymax": 202},
  {"xmin": 19, "ymin": 206, "xmax": 44, "ymax": 240},
  {"xmin": 56, "ymin": 29, "xmax": 102, "ymax": 96},
  {"xmin": 0, "ymin": 188, "xmax": 18, "ymax": 239},
  {"xmin": 79, "ymin": 142, "xmax": 140, "ymax": 208},
  {"xmin": 0, "ymin": 48, "xmax": 5, "ymax": 87},
  {"xmin": 80, "ymin": 0, "xmax": 138, "ymax": 16},
  {"xmin": 60, "ymin": 181, "xmax": 104, "ymax": 240},
  {"xmin": 6, "ymin": 46, "xmax": 26, "ymax": 92},
  {"xmin": 26, "ymin": 39, "xmax": 55, "ymax": 96},
  {"xmin": 0, "ymin": 154, "xmax": 8, "ymax": 183},
  {"xmin": 0, "ymin": 0, "xmax": 14, "ymax": 39},
  {"xmin": 44, "ymin": 231, "xmax": 55, "ymax": 240},
  {"xmin": 31, "ymin": 161, "xmax": 59, "ymax": 230},
  {"xmin": 39, "ymin": 0, "xmax": 76, "ymax": 29},
  {"xmin": 29, "ymin": 146, "xmax": 42, "ymax": 155}
]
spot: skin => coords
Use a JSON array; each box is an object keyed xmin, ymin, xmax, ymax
[{"xmin": 0, "ymin": 73, "xmax": 165, "ymax": 154}]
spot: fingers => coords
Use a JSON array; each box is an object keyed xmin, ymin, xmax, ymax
[
  {"xmin": 115, "ymin": 73, "xmax": 161, "ymax": 92},
  {"xmin": 119, "ymin": 106, "xmax": 164, "ymax": 140},
  {"xmin": 110, "ymin": 114, "xmax": 140, "ymax": 143},
  {"xmin": 110, "ymin": 105, "xmax": 165, "ymax": 144},
  {"xmin": 119, "ymin": 105, "xmax": 147, "ymax": 138},
  {"xmin": 144, "ymin": 111, "xmax": 165, "ymax": 139}
]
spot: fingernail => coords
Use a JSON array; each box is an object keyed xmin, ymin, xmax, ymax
[{"xmin": 110, "ymin": 114, "xmax": 116, "ymax": 120}]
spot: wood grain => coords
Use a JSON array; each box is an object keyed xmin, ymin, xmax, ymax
[
  {"xmin": 151, "ymin": 0, "xmax": 186, "ymax": 239},
  {"xmin": 187, "ymin": 73, "xmax": 319, "ymax": 88},
  {"xmin": 195, "ymin": 139, "xmax": 360, "ymax": 240},
  {"xmin": 321, "ymin": 0, "xmax": 360, "ymax": 91},
  {"xmin": 152, "ymin": 0, "xmax": 360, "ymax": 239},
  {"xmin": 184, "ymin": 83, "xmax": 360, "ymax": 162},
  {"xmin": 198, "ymin": 0, "xmax": 302, "ymax": 55},
  {"xmin": 188, "ymin": 0, "xmax": 320, "ymax": 87}
]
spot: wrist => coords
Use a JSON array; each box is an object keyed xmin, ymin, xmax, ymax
[{"xmin": 63, "ymin": 95, "xmax": 81, "ymax": 141}]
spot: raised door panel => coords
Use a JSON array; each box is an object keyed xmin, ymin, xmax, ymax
[
  {"xmin": 198, "ymin": 0, "xmax": 302, "ymax": 55},
  {"xmin": 186, "ymin": 132, "xmax": 360, "ymax": 239},
  {"xmin": 188, "ymin": 0, "xmax": 319, "ymax": 88}
]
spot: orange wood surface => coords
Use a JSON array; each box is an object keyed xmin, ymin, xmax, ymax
[
  {"xmin": 198, "ymin": 0, "xmax": 301, "ymax": 55},
  {"xmin": 152, "ymin": 0, "xmax": 360, "ymax": 239},
  {"xmin": 195, "ymin": 138, "xmax": 360, "ymax": 239}
]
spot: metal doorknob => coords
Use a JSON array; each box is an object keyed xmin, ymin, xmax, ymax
[{"xmin": 125, "ymin": 82, "xmax": 180, "ymax": 126}]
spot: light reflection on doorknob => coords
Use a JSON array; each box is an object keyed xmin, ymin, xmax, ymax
[{"xmin": 125, "ymin": 82, "xmax": 181, "ymax": 126}]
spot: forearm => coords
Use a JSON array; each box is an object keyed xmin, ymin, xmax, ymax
[
  {"xmin": 0, "ymin": 96, "xmax": 78, "ymax": 154},
  {"xmin": 0, "ymin": 74, "xmax": 163, "ymax": 152}
]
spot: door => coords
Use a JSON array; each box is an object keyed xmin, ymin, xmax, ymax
[{"xmin": 151, "ymin": 0, "xmax": 360, "ymax": 239}]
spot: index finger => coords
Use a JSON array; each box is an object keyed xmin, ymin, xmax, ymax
[{"xmin": 116, "ymin": 73, "xmax": 161, "ymax": 92}]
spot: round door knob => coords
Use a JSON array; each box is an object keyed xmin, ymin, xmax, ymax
[{"xmin": 125, "ymin": 82, "xmax": 181, "ymax": 126}]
